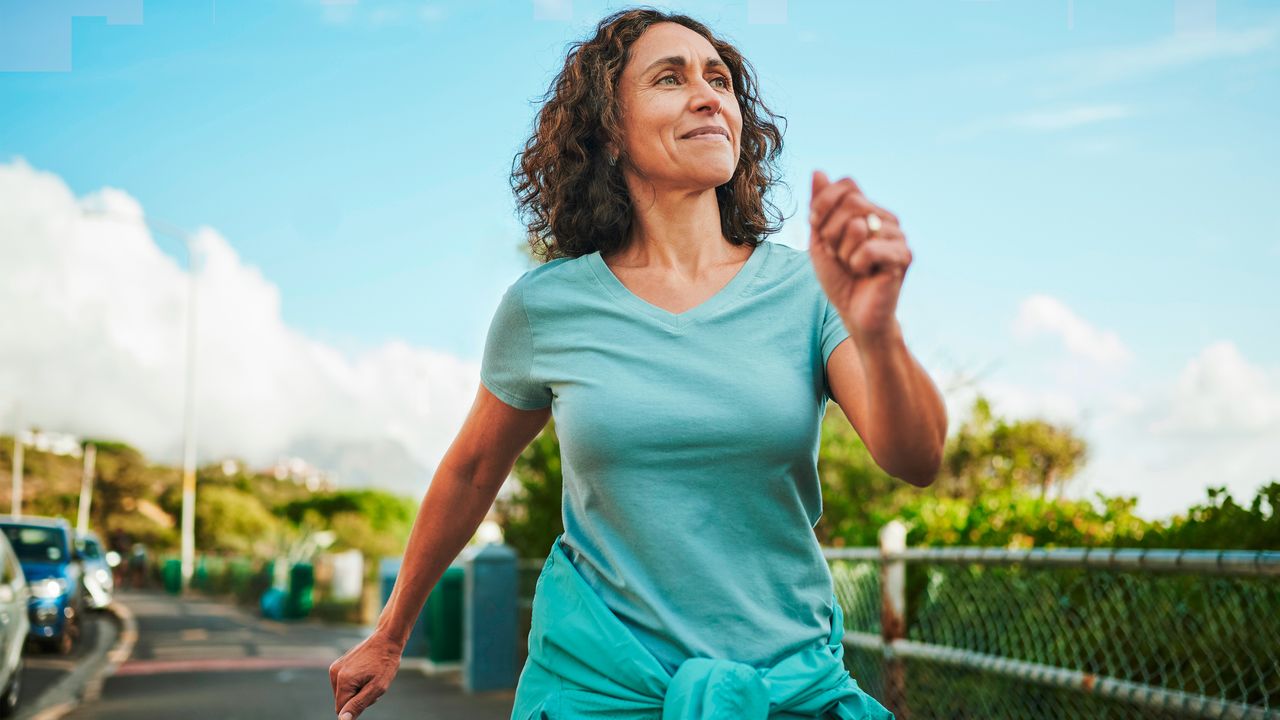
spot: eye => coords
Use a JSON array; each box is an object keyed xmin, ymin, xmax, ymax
[{"xmin": 657, "ymin": 73, "xmax": 732, "ymax": 89}]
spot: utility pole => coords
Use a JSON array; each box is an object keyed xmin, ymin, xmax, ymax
[
  {"xmin": 10, "ymin": 403, "xmax": 22, "ymax": 517},
  {"xmin": 79, "ymin": 208, "xmax": 202, "ymax": 593},
  {"xmin": 179, "ymin": 239, "xmax": 200, "ymax": 594},
  {"xmin": 77, "ymin": 442, "xmax": 97, "ymax": 533}
]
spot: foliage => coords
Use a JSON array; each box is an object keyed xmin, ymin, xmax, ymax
[
  {"xmin": 1138, "ymin": 482, "xmax": 1279, "ymax": 551},
  {"xmin": 276, "ymin": 489, "xmax": 417, "ymax": 561},
  {"xmin": 491, "ymin": 394, "xmax": 1277, "ymax": 557},
  {"xmin": 492, "ymin": 417, "xmax": 565, "ymax": 561}
]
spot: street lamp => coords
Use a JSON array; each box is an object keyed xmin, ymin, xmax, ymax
[{"xmin": 80, "ymin": 207, "xmax": 202, "ymax": 594}]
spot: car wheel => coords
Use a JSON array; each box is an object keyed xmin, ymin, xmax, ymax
[{"xmin": 0, "ymin": 656, "xmax": 21, "ymax": 718}]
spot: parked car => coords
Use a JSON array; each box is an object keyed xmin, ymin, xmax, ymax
[
  {"xmin": 0, "ymin": 529, "xmax": 30, "ymax": 717},
  {"xmin": 0, "ymin": 516, "xmax": 85, "ymax": 655},
  {"xmin": 74, "ymin": 530, "xmax": 114, "ymax": 610}
]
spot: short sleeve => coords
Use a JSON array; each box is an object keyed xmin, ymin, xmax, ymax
[
  {"xmin": 820, "ymin": 296, "xmax": 850, "ymax": 401},
  {"xmin": 480, "ymin": 282, "xmax": 552, "ymax": 410}
]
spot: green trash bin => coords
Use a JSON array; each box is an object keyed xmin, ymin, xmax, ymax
[
  {"xmin": 424, "ymin": 565, "xmax": 463, "ymax": 662},
  {"xmin": 228, "ymin": 558, "xmax": 253, "ymax": 601},
  {"xmin": 285, "ymin": 562, "xmax": 314, "ymax": 619},
  {"xmin": 163, "ymin": 558, "xmax": 182, "ymax": 595},
  {"xmin": 193, "ymin": 557, "xmax": 210, "ymax": 592}
]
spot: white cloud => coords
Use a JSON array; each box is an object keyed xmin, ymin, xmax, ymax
[
  {"xmin": 1012, "ymin": 294, "xmax": 1132, "ymax": 368},
  {"xmin": 1149, "ymin": 341, "xmax": 1280, "ymax": 436},
  {"xmin": 0, "ymin": 158, "xmax": 480, "ymax": 497},
  {"xmin": 1005, "ymin": 104, "xmax": 1133, "ymax": 132},
  {"xmin": 939, "ymin": 296, "xmax": 1280, "ymax": 519},
  {"xmin": 938, "ymin": 103, "xmax": 1133, "ymax": 143},
  {"xmin": 1042, "ymin": 22, "xmax": 1279, "ymax": 97}
]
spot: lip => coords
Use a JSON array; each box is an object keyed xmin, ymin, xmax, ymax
[{"xmin": 681, "ymin": 125, "xmax": 729, "ymax": 139}]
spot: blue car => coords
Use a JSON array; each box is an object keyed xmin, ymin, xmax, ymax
[{"xmin": 0, "ymin": 516, "xmax": 85, "ymax": 654}]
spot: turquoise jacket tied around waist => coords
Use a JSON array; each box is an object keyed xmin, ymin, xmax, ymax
[{"xmin": 511, "ymin": 535, "xmax": 895, "ymax": 720}]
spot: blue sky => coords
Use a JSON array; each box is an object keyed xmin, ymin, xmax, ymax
[{"xmin": 2, "ymin": 0, "xmax": 1278, "ymax": 516}]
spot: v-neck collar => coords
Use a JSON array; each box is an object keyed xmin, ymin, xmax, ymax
[{"xmin": 586, "ymin": 240, "xmax": 771, "ymax": 330}]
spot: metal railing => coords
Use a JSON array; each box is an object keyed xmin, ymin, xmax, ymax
[
  {"xmin": 825, "ymin": 521, "xmax": 1280, "ymax": 720},
  {"xmin": 513, "ymin": 528, "xmax": 1279, "ymax": 718}
]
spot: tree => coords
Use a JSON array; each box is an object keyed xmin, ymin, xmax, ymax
[
  {"xmin": 938, "ymin": 396, "xmax": 1086, "ymax": 500},
  {"xmin": 493, "ymin": 418, "xmax": 564, "ymax": 560}
]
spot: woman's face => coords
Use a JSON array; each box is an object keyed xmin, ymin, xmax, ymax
[{"xmin": 615, "ymin": 22, "xmax": 742, "ymax": 192}]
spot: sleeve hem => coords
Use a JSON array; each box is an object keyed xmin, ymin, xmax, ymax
[{"xmin": 481, "ymin": 375, "xmax": 552, "ymax": 411}]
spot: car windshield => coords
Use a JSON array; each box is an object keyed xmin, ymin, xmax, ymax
[
  {"xmin": 77, "ymin": 537, "xmax": 103, "ymax": 559},
  {"xmin": 1, "ymin": 525, "xmax": 68, "ymax": 563}
]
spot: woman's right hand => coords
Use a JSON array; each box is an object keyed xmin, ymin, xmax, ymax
[{"xmin": 329, "ymin": 630, "xmax": 404, "ymax": 720}]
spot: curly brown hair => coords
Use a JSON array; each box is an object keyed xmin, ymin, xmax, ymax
[{"xmin": 509, "ymin": 6, "xmax": 788, "ymax": 263}]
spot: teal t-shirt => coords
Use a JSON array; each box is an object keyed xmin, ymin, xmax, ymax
[{"xmin": 480, "ymin": 238, "xmax": 851, "ymax": 675}]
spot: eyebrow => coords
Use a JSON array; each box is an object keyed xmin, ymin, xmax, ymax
[{"xmin": 640, "ymin": 55, "xmax": 730, "ymax": 77}]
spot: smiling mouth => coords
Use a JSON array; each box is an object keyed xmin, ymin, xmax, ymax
[{"xmin": 682, "ymin": 134, "xmax": 729, "ymax": 141}]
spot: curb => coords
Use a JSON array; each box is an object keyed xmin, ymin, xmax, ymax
[{"xmin": 26, "ymin": 600, "xmax": 136, "ymax": 720}]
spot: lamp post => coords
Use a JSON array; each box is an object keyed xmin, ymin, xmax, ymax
[
  {"xmin": 9, "ymin": 402, "xmax": 22, "ymax": 516},
  {"xmin": 80, "ymin": 208, "xmax": 202, "ymax": 594}
]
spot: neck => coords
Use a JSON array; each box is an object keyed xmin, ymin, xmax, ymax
[{"xmin": 612, "ymin": 182, "xmax": 740, "ymax": 275}]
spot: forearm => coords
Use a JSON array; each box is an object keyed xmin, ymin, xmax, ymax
[
  {"xmin": 851, "ymin": 318, "xmax": 948, "ymax": 486},
  {"xmin": 374, "ymin": 458, "xmax": 505, "ymax": 648}
]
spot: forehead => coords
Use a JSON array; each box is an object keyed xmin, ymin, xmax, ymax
[{"xmin": 626, "ymin": 22, "xmax": 722, "ymax": 74}]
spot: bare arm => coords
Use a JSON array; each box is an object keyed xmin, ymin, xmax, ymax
[
  {"xmin": 375, "ymin": 383, "xmax": 552, "ymax": 646},
  {"xmin": 827, "ymin": 319, "xmax": 947, "ymax": 488},
  {"xmin": 331, "ymin": 382, "xmax": 550, "ymax": 719}
]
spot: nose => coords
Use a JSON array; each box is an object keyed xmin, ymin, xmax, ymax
[{"xmin": 687, "ymin": 76, "xmax": 723, "ymax": 115}]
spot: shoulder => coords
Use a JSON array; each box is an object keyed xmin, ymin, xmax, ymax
[
  {"xmin": 762, "ymin": 238, "xmax": 811, "ymax": 270},
  {"xmin": 509, "ymin": 254, "xmax": 588, "ymax": 297},
  {"xmin": 751, "ymin": 239, "xmax": 823, "ymax": 297}
]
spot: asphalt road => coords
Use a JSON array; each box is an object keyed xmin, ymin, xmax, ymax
[
  {"xmin": 17, "ymin": 606, "xmax": 116, "ymax": 719},
  {"xmin": 58, "ymin": 589, "xmax": 515, "ymax": 720}
]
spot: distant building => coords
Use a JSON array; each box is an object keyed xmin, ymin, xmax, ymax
[
  {"xmin": 20, "ymin": 429, "xmax": 83, "ymax": 458},
  {"xmin": 268, "ymin": 456, "xmax": 335, "ymax": 492}
]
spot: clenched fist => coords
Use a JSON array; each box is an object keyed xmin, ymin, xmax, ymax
[
  {"xmin": 329, "ymin": 631, "xmax": 403, "ymax": 720},
  {"xmin": 808, "ymin": 169, "xmax": 913, "ymax": 343}
]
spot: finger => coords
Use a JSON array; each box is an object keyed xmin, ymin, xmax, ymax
[
  {"xmin": 819, "ymin": 191, "xmax": 868, "ymax": 258},
  {"xmin": 809, "ymin": 171, "xmax": 831, "ymax": 253},
  {"xmin": 846, "ymin": 238, "xmax": 912, "ymax": 278},
  {"xmin": 810, "ymin": 177, "xmax": 858, "ymax": 231},
  {"xmin": 816, "ymin": 183, "xmax": 900, "ymax": 235},
  {"xmin": 835, "ymin": 205, "xmax": 906, "ymax": 264},
  {"xmin": 811, "ymin": 169, "xmax": 830, "ymax": 201},
  {"xmin": 834, "ymin": 212, "xmax": 870, "ymax": 267},
  {"xmin": 338, "ymin": 682, "xmax": 385, "ymax": 720},
  {"xmin": 329, "ymin": 660, "xmax": 342, "ymax": 697},
  {"xmin": 334, "ymin": 675, "xmax": 365, "ymax": 715}
]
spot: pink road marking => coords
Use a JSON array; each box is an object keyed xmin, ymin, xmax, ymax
[{"xmin": 114, "ymin": 656, "xmax": 335, "ymax": 676}]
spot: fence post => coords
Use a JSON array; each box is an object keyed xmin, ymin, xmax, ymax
[{"xmin": 879, "ymin": 519, "xmax": 908, "ymax": 718}]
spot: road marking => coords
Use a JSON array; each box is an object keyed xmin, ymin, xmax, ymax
[{"xmin": 30, "ymin": 700, "xmax": 78, "ymax": 720}]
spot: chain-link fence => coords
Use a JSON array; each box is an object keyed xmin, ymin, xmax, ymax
[
  {"xmin": 827, "ymin": 522, "xmax": 1280, "ymax": 720},
  {"xmin": 514, "ymin": 531, "xmax": 1278, "ymax": 719}
]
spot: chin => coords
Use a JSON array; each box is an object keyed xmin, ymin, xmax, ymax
[{"xmin": 693, "ymin": 164, "xmax": 736, "ymax": 188}]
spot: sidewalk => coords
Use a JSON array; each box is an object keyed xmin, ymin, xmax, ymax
[{"xmin": 61, "ymin": 589, "xmax": 514, "ymax": 720}]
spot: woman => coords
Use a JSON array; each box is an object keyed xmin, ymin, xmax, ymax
[{"xmin": 329, "ymin": 7, "xmax": 947, "ymax": 720}]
